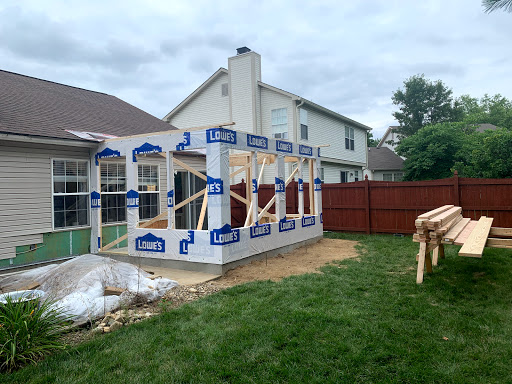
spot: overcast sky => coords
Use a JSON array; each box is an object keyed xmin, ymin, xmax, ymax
[{"xmin": 1, "ymin": 0, "xmax": 511, "ymax": 139}]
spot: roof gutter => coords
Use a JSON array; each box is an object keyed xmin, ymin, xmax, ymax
[
  {"xmin": 0, "ymin": 133, "xmax": 99, "ymax": 148},
  {"xmin": 294, "ymin": 98, "xmax": 305, "ymax": 142}
]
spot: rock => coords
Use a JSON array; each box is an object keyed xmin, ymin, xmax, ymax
[
  {"xmin": 188, "ymin": 288, "xmax": 198, "ymax": 293},
  {"xmin": 98, "ymin": 322, "xmax": 106, "ymax": 328},
  {"xmin": 145, "ymin": 312, "xmax": 152, "ymax": 317},
  {"xmin": 91, "ymin": 327, "xmax": 103, "ymax": 335},
  {"xmin": 110, "ymin": 321, "xmax": 123, "ymax": 332},
  {"xmin": 103, "ymin": 327, "xmax": 111, "ymax": 333}
]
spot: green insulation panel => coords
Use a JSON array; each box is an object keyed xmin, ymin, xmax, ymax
[{"xmin": 1, "ymin": 224, "xmax": 127, "ymax": 269}]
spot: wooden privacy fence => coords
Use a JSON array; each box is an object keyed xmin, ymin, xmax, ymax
[{"xmin": 231, "ymin": 172, "xmax": 512, "ymax": 234}]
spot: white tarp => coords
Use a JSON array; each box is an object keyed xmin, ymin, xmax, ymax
[{"xmin": 0, "ymin": 255, "xmax": 177, "ymax": 324}]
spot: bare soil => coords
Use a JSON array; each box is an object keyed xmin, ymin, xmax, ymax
[{"xmin": 213, "ymin": 238, "xmax": 359, "ymax": 287}]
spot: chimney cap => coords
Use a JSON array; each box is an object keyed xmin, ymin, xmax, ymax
[{"xmin": 236, "ymin": 47, "xmax": 251, "ymax": 55}]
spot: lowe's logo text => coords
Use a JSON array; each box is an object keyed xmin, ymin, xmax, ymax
[
  {"xmin": 302, "ymin": 216, "xmax": 315, "ymax": 227},
  {"xmin": 247, "ymin": 134, "xmax": 268, "ymax": 149},
  {"xmin": 298, "ymin": 178, "xmax": 304, "ymax": 192},
  {"xmin": 136, "ymin": 233, "xmax": 165, "ymax": 253},
  {"xmin": 206, "ymin": 128, "xmax": 237, "ymax": 144},
  {"xmin": 127, "ymin": 190, "xmax": 139, "ymax": 208},
  {"xmin": 314, "ymin": 177, "xmax": 322, "ymax": 191},
  {"xmin": 279, "ymin": 219, "xmax": 295, "ymax": 232},
  {"xmin": 276, "ymin": 140, "xmax": 292, "ymax": 153},
  {"xmin": 252, "ymin": 179, "xmax": 258, "ymax": 193},
  {"xmin": 275, "ymin": 177, "xmax": 285, "ymax": 193},
  {"xmin": 207, "ymin": 176, "xmax": 223, "ymax": 195},
  {"xmin": 299, "ymin": 145, "xmax": 313, "ymax": 156},
  {"xmin": 91, "ymin": 191, "xmax": 101, "ymax": 208},
  {"xmin": 250, "ymin": 223, "xmax": 271, "ymax": 238},
  {"xmin": 210, "ymin": 224, "xmax": 240, "ymax": 245},
  {"xmin": 167, "ymin": 190, "xmax": 174, "ymax": 207}
]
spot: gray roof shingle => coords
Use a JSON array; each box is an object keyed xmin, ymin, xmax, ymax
[
  {"xmin": 0, "ymin": 70, "xmax": 176, "ymax": 141},
  {"xmin": 367, "ymin": 147, "xmax": 404, "ymax": 171}
]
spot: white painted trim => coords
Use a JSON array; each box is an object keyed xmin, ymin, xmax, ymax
[{"xmin": 0, "ymin": 133, "xmax": 98, "ymax": 148}]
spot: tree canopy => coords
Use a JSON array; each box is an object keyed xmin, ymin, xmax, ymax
[
  {"xmin": 391, "ymin": 74, "xmax": 462, "ymax": 139},
  {"xmin": 367, "ymin": 132, "xmax": 380, "ymax": 147},
  {"xmin": 482, "ymin": 0, "xmax": 512, "ymax": 13}
]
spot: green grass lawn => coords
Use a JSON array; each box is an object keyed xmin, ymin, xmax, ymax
[{"xmin": 3, "ymin": 233, "xmax": 512, "ymax": 383}]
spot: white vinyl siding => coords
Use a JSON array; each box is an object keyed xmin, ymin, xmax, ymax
[{"xmin": 169, "ymin": 72, "xmax": 230, "ymax": 129}]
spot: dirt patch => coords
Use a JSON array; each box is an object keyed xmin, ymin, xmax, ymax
[{"xmin": 213, "ymin": 238, "xmax": 359, "ymax": 287}]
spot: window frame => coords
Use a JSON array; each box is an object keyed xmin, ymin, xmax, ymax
[
  {"xmin": 319, "ymin": 167, "xmax": 325, "ymax": 183},
  {"xmin": 51, "ymin": 158, "xmax": 91, "ymax": 231},
  {"xmin": 221, "ymin": 82, "xmax": 228, "ymax": 97},
  {"xmin": 300, "ymin": 108, "xmax": 308, "ymax": 140},
  {"xmin": 271, "ymin": 107, "xmax": 288, "ymax": 139},
  {"xmin": 100, "ymin": 161, "xmax": 127, "ymax": 225},
  {"xmin": 345, "ymin": 126, "xmax": 355, "ymax": 151},
  {"xmin": 340, "ymin": 171, "xmax": 348, "ymax": 183},
  {"xmin": 138, "ymin": 163, "xmax": 161, "ymax": 221}
]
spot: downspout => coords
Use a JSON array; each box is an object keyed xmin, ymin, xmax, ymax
[{"xmin": 294, "ymin": 98, "xmax": 305, "ymax": 143}]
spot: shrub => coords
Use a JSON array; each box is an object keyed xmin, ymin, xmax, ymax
[{"xmin": 0, "ymin": 294, "xmax": 70, "ymax": 372}]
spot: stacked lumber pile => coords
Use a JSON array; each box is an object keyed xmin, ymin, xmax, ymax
[{"xmin": 413, "ymin": 205, "xmax": 464, "ymax": 246}]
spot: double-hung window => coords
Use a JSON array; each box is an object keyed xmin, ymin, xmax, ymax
[
  {"xmin": 340, "ymin": 171, "xmax": 348, "ymax": 183},
  {"xmin": 138, "ymin": 164, "xmax": 160, "ymax": 220},
  {"xmin": 345, "ymin": 126, "xmax": 355, "ymax": 151},
  {"xmin": 52, "ymin": 159, "xmax": 89, "ymax": 229},
  {"xmin": 100, "ymin": 163, "xmax": 126, "ymax": 223},
  {"xmin": 271, "ymin": 108, "xmax": 288, "ymax": 139},
  {"xmin": 300, "ymin": 109, "xmax": 308, "ymax": 140}
]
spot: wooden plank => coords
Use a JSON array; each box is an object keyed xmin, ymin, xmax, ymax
[
  {"xmin": 417, "ymin": 205, "xmax": 455, "ymax": 220},
  {"xmin": 432, "ymin": 247, "xmax": 439, "ymax": 266},
  {"xmin": 427, "ymin": 207, "xmax": 462, "ymax": 229},
  {"xmin": 486, "ymin": 238, "xmax": 512, "ymax": 249},
  {"xmin": 257, "ymin": 165, "xmax": 300, "ymax": 221},
  {"xmin": 244, "ymin": 156, "xmax": 268, "ymax": 227},
  {"xmin": 459, "ymin": 217, "xmax": 494, "ymax": 258},
  {"xmin": 442, "ymin": 218, "xmax": 471, "ymax": 244},
  {"xmin": 453, "ymin": 220, "xmax": 478, "ymax": 246},
  {"xmin": 173, "ymin": 157, "xmax": 207, "ymax": 181},
  {"xmin": 489, "ymin": 227, "xmax": 512, "ymax": 238},
  {"xmin": 231, "ymin": 191, "xmax": 276, "ymax": 221},
  {"xmin": 417, "ymin": 242, "xmax": 426, "ymax": 284},
  {"xmin": 196, "ymin": 193, "xmax": 208, "ymax": 230}
]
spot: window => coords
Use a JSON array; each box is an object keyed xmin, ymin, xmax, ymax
[
  {"xmin": 138, "ymin": 164, "xmax": 160, "ymax": 220},
  {"xmin": 319, "ymin": 167, "xmax": 325, "ymax": 183},
  {"xmin": 271, "ymin": 108, "xmax": 288, "ymax": 139},
  {"xmin": 394, "ymin": 173, "xmax": 403, "ymax": 181},
  {"xmin": 52, "ymin": 159, "xmax": 89, "ymax": 229},
  {"xmin": 100, "ymin": 163, "xmax": 126, "ymax": 223},
  {"xmin": 345, "ymin": 126, "xmax": 354, "ymax": 151},
  {"xmin": 383, "ymin": 173, "xmax": 393, "ymax": 181},
  {"xmin": 354, "ymin": 170, "xmax": 359, "ymax": 182},
  {"xmin": 300, "ymin": 109, "xmax": 308, "ymax": 140},
  {"xmin": 340, "ymin": 171, "xmax": 348, "ymax": 183},
  {"xmin": 221, "ymin": 83, "xmax": 228, "ymax": 97},
  {"xmin": 383, "ymin": 173, "xmax": 403, "ymax": 181}
]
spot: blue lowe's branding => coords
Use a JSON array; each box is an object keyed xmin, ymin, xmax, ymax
[
  {"xmin": 279, "ymin": 217, "xmax": 295, "ymax": 232},
  {"xmin": 318, "ymin": 147, "xmax": 321, "ymax": 157},
  {"xmin": 314, "ymin": 177, "xmax": 322, "ymax": 191},
  {"xmin": 91, "ymin": 191, "xmax": 101, "ymax": 208},
  {"xmin": 250, "ymin": 223, "xmax": 271, "ymax": 238},
  {"xmin": 275, "ymin": 177, "xmax": 285, "ymax": 193},
  {"xmin": 135, "ymin": 233, "xmax": 165, "ymax": 252},
  {"xmin": 179, "ymin": 230, "xmax": 195, "ymax": 255},
  {"xmin": 247, "ymin": 134, "xmax": 268, "ymax": 149},
  {"xmin": 176, "ymin": 132, "xmax": 191, "ymax": 151},
  {"xmin": 298, "ymin": 178, "xmax": 304, "ymax": 192},
  {"xmin": 276, "ymin": 140, "xmax": 293, "ymax": 153},
  {"xmin": 210, "ymin": 224, "xmax": 240, "ymax": 245},
  {"xmin": 206, "ymin": 128, "xmax": 237, "ymax": 144},
  {"xmin": 95, "ymin": 147, "xmax": 120, "ymax": 165},
  {"xmin": 167, "ymin": 190, "xmax": 174, "ymax": 207},
  {"xmin": 302, "ymin": 216, "xmax": 315, "ymax": 227},
  {"xmin": 132, "ymin": 142, "xmax": 162, "ymax": 162},
  {"xmin": 97, "ymin": 237, "xmax": 101, "ymax": 249},
  {"xmin": 299, "ymin": 144, "xmax": 313, "ymax": 156},
  {"xmin": 320, "ymin": 213, "xmax": 323, "ymax": 223},
  {"xmin": 207, "ymin": 176, "xmax": 223, "ymax": 195},
  {"xmin": 252, "ymin": 178, "xmax": 258, "ymax": 193},
  {"xmin": 127, "ymin": 189, "xmax": 139, "ymax": 208}
]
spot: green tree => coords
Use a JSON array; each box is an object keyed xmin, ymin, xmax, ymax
[
  {"xmin": 392, "ymin": 74, "xmax": 462, "ymax": 139},
  {"xmin": 482, "ymin": 0, "xmax": 512, "ymax": 13},
  {"xmin": 458, "ymin": 93, "xmax": 512, "ymax": 129},
  {"xmin": 367, "ymin": 132, "xmax": 380, "ymax": 147},
  {"xmin": 395, "ymin": 122, "xmax": 466, "ymax": 181},
  {"xmin": 455, "ymin": 128, "xmax": 512, "ymax": 178}
]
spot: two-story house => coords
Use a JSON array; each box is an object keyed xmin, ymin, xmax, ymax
[{"xmin": 164, "ymin": 47, "xmax": 372, "ymax": 184}]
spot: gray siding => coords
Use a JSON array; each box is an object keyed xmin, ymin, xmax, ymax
[{"xmin": 0, "ymin": 141, "xmax": 90, "ymax": 260}]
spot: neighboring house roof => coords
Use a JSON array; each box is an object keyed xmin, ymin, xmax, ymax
[
  {"xmin": 164, "ymin": 67, "xmax": 372, "ymax": 132},
  {"xmin": 377, "ymin": 125, "xmax": 399, "ymax": 148},
  {"xmin": 476, "ymin": 123, "xmax": 498, "ymax": 133},
  {"xmin": 0, "ymin": 69, "xmax": 177, "ymax": 142},
  {"xmin": 367, "ymin": 147, "xmax": 404, "ymax": 171}
]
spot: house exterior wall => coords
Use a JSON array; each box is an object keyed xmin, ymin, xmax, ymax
[
  {"xmin": 379, "ymin": 129, "xmax": 399, "ymax": 153},
  {"xmin": 168, "ymin": 72, "xmax": 230, "ymax": 129},
  {"xmin": 301, "ymin": 161, "xmax": 363, "ymax": 184}
]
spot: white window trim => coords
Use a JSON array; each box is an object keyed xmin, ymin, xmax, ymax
[
  {"xmin": 100, "ymin": 161, "xmax": 127, "ymax": 225},
  {"xmin": 271, "ymin": 107, "xmax": 288, "ymax": 139},
  {"xmin": 51, "ymin": 158, "xmax": 91, "ymax": 231},
  {"xmin": 138, "ymin": 163, "xmax": 161, "ymax": 220},
  {"xmin": 345, "ymin": 126, "xmax": 355, "ymax": 151}
]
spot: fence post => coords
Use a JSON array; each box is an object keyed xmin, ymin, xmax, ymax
[
  {"xmin": 453, "ymin": 171, "xmax": 460, "ymax": 206},
  {"xmin": 365, "ymin": 175, "xmax": 371, "ymax": 234}
]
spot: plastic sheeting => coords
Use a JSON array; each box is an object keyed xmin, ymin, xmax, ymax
[{"xmin": 0, "ymin": 255, "xmax": 177, "ymax": 324}]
